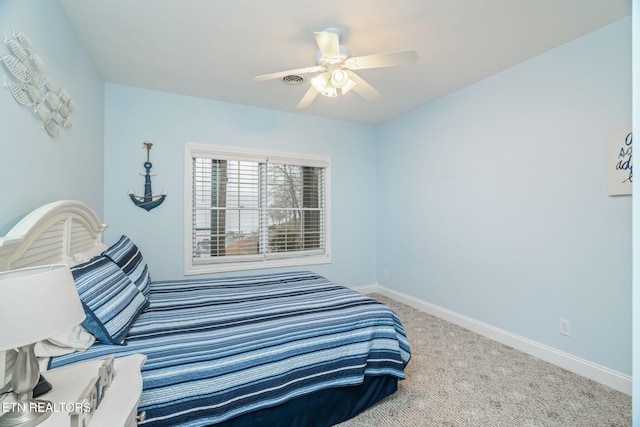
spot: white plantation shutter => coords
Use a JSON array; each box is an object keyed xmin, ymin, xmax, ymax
[
  {"xmin": 192, "ymin": 158, "xmax": 262, "ymax": 263},
  {"xmin": 185, "ymin": 143, "xmax": 331, "ymax": 274}
]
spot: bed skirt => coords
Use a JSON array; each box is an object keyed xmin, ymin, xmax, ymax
[{"xmin": 217, "ymin": 375, "xmax": 398, "ymax": 427}]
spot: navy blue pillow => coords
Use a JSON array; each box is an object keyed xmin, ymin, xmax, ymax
[
  {"xmin": 71, "ymin": 256, "xmax": 148, "ymax": 345},
  {"xmin": 103, "ymin": 235, "xmax": 151, "ymax": 297}
]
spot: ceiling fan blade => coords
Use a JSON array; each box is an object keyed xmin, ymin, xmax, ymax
[
  {"xmin": 344, "ymin": 50, "xmax": 418, "ymax": 70},
  {"xmin": 347, "ymin": 71, "xmax": 381, "ymax": 101},
  {"xmin": 314, "ymin": 31, "xmax": 340, "ymax": 59},
  {"xmin": 297, "ymin": 86, "xmax": 319, "ymax": 108},
  {"xmin": 255, "ymin": 65, "xmax": 323, "ymax": 82}
]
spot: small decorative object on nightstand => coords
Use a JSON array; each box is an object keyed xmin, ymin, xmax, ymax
[
  {"xmin": 69, "ymin": 377, "xmax": 99, "ymax": 427},
  {"xmin": 36, "ymin": 354, "xmax": 146, "ymax": 427},
  {"xmin": 97, "ymin": 354, "xmax": 114, "ymax": 404}
]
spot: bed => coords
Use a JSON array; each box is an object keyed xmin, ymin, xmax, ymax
[{"xmin": 0, "ymin": 200, "xmax": 410, "ymax": 427}]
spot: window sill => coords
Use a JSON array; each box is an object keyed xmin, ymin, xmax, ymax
[{"xmin": 184, "ymin": 254, "xmax": 331, "ymax": 275}]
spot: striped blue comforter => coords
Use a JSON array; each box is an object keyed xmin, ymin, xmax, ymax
[{"xmin": 49, "ymin": 271, "xmax": 411, "ymax": 426}]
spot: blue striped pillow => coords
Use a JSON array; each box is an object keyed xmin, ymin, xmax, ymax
[
  {"xmin": 103, "ymin": 235, "xmax": 151, "ymax": 297},
  {"xmin": 71, "ymin": 256, "xmax": 149, "ymax": 345}
]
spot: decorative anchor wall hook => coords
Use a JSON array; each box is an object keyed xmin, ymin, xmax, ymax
[{"xmin": 129, "ymin": 142, "xmax": 167, "ymax": 211}]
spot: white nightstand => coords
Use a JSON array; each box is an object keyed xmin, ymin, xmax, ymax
[{"xmin": 37, "ymin": 354, "xmax": 146, "ymax": 427}]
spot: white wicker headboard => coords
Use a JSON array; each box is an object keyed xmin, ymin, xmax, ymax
[
  {"xmin": 0, "ymin": 200, "xmax": 107, "ymax": 272},
  {"xmin": 0, "ymin": 200, "xmax": 107, "ymax": 387}
]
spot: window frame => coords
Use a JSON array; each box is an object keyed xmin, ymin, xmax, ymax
[{"xmin": 184, "ymin": 143, "xmax": 331, "ymax": 275}]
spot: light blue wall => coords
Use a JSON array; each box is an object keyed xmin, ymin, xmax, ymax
[
  {"xmin": 377, "ymin": 17, "xmax": 632, "ymax": 375},
  {"xmin": 103, "ymin": 84, "xmax": 377, "ymax": 286},
  {"xmin": 0, "ymin": 0, "xmax": 104, "ymax": 234},
  {"xmin": 632, "ymin": 0, "xmax": 639, "ymax": 420}
]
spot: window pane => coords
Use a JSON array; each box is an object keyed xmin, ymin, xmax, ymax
[
  {"xmin": 264, "ymin": 164, "xmax": 322, "ymax": 253},
  {"xmin": 267, "ymin": 209, "xmax": 302, "ymax": 252},
  {"xmin": 225, "ymin": 209, "xmax": 259, "ymax": 255},
  {"xmin": 266, "ymin": 164, "xmax": 302, "ymax": 209},
  {"xmin": 193, "ymin": 158, "xmax": 260, "ymax": 257}
]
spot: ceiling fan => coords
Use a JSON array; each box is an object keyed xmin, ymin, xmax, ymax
[{"xmin": 254, "ymin": 28, "xmax": 418, "ymax": 108}]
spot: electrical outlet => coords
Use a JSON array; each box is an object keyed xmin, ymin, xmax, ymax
[
  {"xmin": 383, "ymin": 269, "xmax": 389, "ymax": 279},
  {"xmin": 559, "ymin": 319, "xmax": 571, "ymax": 336}
]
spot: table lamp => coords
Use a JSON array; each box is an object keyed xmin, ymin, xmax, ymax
[{"xmin": 0, "ymin": 264, "xmax": 85, "ymax": 427}]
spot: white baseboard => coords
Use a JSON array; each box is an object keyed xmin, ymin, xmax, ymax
[{"xmin": 352, "ymin": 283, "xmax": 632, "ymax": 396}]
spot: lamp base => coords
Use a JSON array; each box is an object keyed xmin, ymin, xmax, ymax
[
  {"xmin": 0, "ymin": 398, "xmax": 52, "ymax": 427},
  {"xmin": 0, "ymin": 344, "xmax": 51, "ymax": 427}
]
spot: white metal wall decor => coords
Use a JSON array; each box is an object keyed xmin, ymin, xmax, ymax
[
  {"xmin": 2, "ymin": 27, "xmax": 74, "ymax": 138},
  {"xmin": 129, "ymin": 142, "xmax": 167, "ymax": 211},
  {"xmin": 606, "ymin": 123, "xmax": 632, "ymax": 196}
]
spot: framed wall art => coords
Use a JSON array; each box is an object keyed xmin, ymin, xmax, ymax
[{"xmin": 606, "ymin": 123, "xmax": 632, "ymax": 196}]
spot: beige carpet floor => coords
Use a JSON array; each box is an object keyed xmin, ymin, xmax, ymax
[{"xmin": 336, "ymin": 294, "xmax": 632, "ymax": 427}]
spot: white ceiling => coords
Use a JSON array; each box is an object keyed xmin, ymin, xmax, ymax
[{"xmin": 59, "ymin": 0, "xmax": 631, "ymax": 125}]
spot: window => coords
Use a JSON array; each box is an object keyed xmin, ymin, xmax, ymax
[{"xmin": 185, "ymin": 143, "xmax": 331, "ymax": 274}]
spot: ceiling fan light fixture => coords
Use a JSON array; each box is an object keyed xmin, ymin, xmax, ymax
[
  {"xmin": 311, "ymin": 72, "xmax": 337, "ymax": 97},
  {"xmin": 310, "ymin": 72, "xmax": 327, "ymax": 91},
  {"xmin": 330, "ymin": 69, "xmax": 349, "ymax": 88}
]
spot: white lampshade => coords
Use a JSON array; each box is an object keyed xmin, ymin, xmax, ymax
[
  {"xmin": 330, "ymin": 69, "xmax": 349, "ymax": 88},
  {"xmin": 311, "ymin": 72, "xmax": 337, "ymax": 98},
  {"xmin": 0, "ymin": 264, "xmax": 85, "ymax": 351}
]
